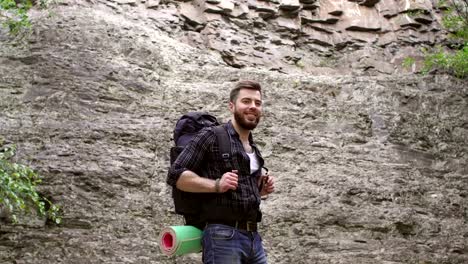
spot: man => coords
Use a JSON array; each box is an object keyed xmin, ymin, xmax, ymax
[{"xmin": 167, "ymin": 80, "xmax": 275, "ymax": 264}]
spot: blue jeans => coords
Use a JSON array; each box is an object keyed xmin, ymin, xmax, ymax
[{"xmin": 202, "ymin": 224, "xmax": 268, "ymax": 264}]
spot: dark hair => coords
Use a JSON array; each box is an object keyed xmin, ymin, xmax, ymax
[{"xmin": 229, "ymin": 80, "xmax": 262, "ymax": 102}]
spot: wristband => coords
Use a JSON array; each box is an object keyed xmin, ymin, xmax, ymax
[{"xmin": 215, "ymin": 179, "xmax": 220, "ymax": 193}]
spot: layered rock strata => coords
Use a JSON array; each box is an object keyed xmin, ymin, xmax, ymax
[
  {"xmin": 97, "ymin": 0, "xmax": 450, "ymax": 74},
  {"xmin": 0, "ymin": 1, "xmax": 467, "ymax": 264}
]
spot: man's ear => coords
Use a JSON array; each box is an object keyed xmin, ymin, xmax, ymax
[{"xmin": 229, "ymin": 102, "xmax": 234, "ymax": 113}]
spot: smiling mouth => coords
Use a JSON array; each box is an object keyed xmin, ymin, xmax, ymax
[{"xmin": 245, "ymin": 113, "xmax": 257, "ymax": 119}]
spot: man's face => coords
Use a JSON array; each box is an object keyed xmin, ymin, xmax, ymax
[{"xmin": 230, "ymin": 88, "xmax": 263, "ymax": 130}]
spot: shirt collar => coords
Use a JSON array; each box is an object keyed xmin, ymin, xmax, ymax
[{"xmin": 226, "ymin": 120, "xmax": 254, "ymax": 144}]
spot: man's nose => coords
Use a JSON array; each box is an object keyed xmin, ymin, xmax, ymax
[{"xmin": 248, "ymin": 101, "xmax": 258, "ymax": 109}]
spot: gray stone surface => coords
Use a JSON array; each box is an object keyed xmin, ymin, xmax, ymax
[
  {"xmin": 52, "ymin": 0, "xmax": 449, "ymax": 76},
  {"xmin": 0, "ymin": 1, "xmax": 467, "ymax": 264},
  {"xmin": 85, "ymin": 0, "xmax": 456, "ymax": 75}
]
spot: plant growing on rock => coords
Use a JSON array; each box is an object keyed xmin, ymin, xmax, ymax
[
  {"xmin": 440, "ymin": 0, "xmax": 468, "ymax": 41},
  {"xmin": 0, "ymin": 0, "xmax": 32, "ymax": 34},
  {"xmin": 403, "ymin": 0, "xmax": 467, "ymax": 78},
  {"xmin": 424, "ymin": 0, "xmax": 467, "ymax": 78},
  {"xmin": 402, "ymin": 57, "xmax": 416, "ymax": 69},
  {"xmin": 0, "ymin": 0, "xmax": 51, "ymax": 34},
  {"xmin": 0, "ymin": 142, "xmax": 61, "ymax": 224},
  {"xmin": 421, "ymin": 44, "xmax": 468, "ymax": 78}
]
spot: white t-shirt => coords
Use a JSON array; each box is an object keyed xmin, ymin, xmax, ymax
[{"xmin": 246, "ymin": 152, "xmax": 260, "ymax": 175}]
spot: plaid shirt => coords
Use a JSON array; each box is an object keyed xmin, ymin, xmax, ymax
[{"xmin": 167, "ymin": 121, "xmax": 265, "ymax": 221}]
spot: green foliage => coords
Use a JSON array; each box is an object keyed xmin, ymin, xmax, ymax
[
  {"xmin": 422, "ymin": 44, "xmax": 468, "ymax": 78},
  {"xmin": 0, "ymin": 143, "xmax": 61, "ymax": 224},
  {"xmin": 1, "ymin": 0, "xmax": 54, "ymax": 36},
  {"xmin": 439, "ymin": 0, "xmax": 468, "ymax": 41},
  {"xmin": 0, "ymin": 0, "xmax": 32, "ymax": 34},
  {"xmin": 402, "ymin": 57, "xmax": 416, "ymax": 69},
  {"xmin": 406, "ymin": 9, "xmax": 427, "ymax": 17},
  {"xmin": 421, "ymin": 0, "xmax": 468, "ymax": 78}
]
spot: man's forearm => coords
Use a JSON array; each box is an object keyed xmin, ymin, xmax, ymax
[{"xmin": 176, "ymin": 170, "xmax": 217, "ymax": 193}]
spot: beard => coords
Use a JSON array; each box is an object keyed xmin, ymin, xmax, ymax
[{"xmin": 234, "ymin": 108, "xmax": 261, "ymax": 130}]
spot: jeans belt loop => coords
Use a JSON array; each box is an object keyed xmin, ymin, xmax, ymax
[
  {"xmin": 206, "ymin": 220, "xmax": 257, "ymax": 232},
  {"xmin": 246, "ymin": 221, "xmax": 254, "ymax": 232}
]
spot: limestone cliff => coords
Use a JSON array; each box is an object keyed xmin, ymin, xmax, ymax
[
  {"xmin": 0, "ymin": 1, "xmax": 467, "ymax": 264},
  {"xmin": 93, "ymin": 0, "xmax": 453, "ymax": 75}
]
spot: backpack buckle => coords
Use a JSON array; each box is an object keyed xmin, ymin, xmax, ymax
[{"xmin": 221, "ymin": 153, "xmax": 230, "ymax": 159}]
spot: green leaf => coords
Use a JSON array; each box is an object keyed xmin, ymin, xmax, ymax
[{"xmin": 0, "ymin": 143, "xmax": 61, "ymax": 224}]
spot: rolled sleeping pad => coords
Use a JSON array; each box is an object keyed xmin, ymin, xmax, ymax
[{"xmin": 159, "ymin": 226, "xmax": 203, "ymax": 256}]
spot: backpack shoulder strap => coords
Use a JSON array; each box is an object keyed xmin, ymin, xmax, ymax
[{"xmin": 213, "ymin": 125, "xmax": 232, "ymax": 172}]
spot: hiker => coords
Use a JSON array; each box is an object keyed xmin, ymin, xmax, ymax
[{"xmin": 167, "ymin": 80, "xmax": 275, "ymax": 264}]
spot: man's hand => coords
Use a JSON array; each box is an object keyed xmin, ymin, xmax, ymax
[
  {"xmin": 218, "ymin": 170, "xmax": 239, "ymax": 193},
  {"xmin": 259, "ymin": 175, "xmax": 275, "ymax": 197}
]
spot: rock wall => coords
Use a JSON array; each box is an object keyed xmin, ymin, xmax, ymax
[
  {"xmin": 0, "ymin": 1, "xmax": 467, "ymax": 264},
  {"xmin": 95, "ymin": 0, "xmax": 450, "ymax": 75}
]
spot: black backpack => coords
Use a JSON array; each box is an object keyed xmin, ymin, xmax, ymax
[{"xmin": 169, "ymin": 112, "xmax": 232, "ymax": 227}]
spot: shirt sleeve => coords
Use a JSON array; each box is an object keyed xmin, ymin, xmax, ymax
[{"xmin": 166, "ymin": 127, "xmax": 215, "ymax": 187}]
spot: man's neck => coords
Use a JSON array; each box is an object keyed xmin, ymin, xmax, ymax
[{"xmin": 231, "ymin": 120, "xmax": 251, "ymax": 143}]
